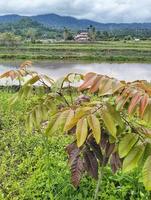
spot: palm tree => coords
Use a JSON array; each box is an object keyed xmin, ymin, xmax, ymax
[{"xmin": 63, "ymin": 27, "xmax": 69, "ymax": 41}]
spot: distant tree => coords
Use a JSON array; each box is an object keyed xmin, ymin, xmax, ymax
[
  {"xmin": 26, "ymin": 28, "xmax": 37, "ymax": 43},
  {"xmin": 87, "ymin": 25, "xmax": 96, "ymax": 41},
  {"xmin": 0, "ymin": 32, "xmax": 21, "ymax": 46},
  {"xmin": 63, "ymin": 27, "xmax": 73, "ymax": 41}
]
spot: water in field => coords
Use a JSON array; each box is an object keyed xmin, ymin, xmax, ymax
[{"xmin": 0, "ymin": 61, "xmax": 151, "ymax": 84}]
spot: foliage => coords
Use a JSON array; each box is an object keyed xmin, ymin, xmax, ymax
[
  {"xmin": 0, "ymin": 32, "xmax": 21, "ymax": 46},
  {"xmin": 1, "ymin": 62, "xmax": 151, "ymax": 198},
  {"xmin": 0, "ymin": 91, "xmax": 151, "ymax": 200}
]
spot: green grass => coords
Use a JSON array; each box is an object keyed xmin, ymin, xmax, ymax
[
  {"xmin": 0, "ymin": 40, "xmax": 151, "ymax": 62},
  {"xmin": 0, "ymin": 90, "xmax": 151, "ymax": 200}
]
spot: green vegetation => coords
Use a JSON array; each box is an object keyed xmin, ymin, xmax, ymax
[
  {"xmin": 0, "ymin": 90, "xmax": 151, "ymax": 200},
  {"xmin": 0, "ymin": 40, "xmax": 151, "ymax": 62},
  {"xmin": 1, "ymin": 63, "xmax": 151, "ymax": 199},
  {"xmin": 0, "ymin": 18, "xmax": 63, "ymax": 41}
]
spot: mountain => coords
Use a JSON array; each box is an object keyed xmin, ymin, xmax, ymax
[{"xmin": 0, "ymin": 13, "xmax": 151, "ymax": 30}]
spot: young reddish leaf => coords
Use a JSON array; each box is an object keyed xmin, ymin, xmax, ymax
[
  {"xmin": 66, "ymin": 142, "xmax": 80, "ymax": 165},
  {"xmin": 83, "ymin": 147, "xmax": 98, "ymax": 179},
  {"xmin": 70, "ymin": 153, "xmax": 84, "ymax": 187},
  {"xmin": 89, "ymin": 75, "xmax": 102, "ymax": 93},
  {"xmin": 79, "ymin": 72, "xmax": 97, "ymax": 91},
  {"xmin": 87, "ymin": 136, "xmax": 103, "ymax": 163},
  {"xmin": 128, "ymin": 92, "xmax": 142, "ymax": 114},
  {"xmin": 110, "ymin": 152, "xmax": 122, "ymax": 173}
]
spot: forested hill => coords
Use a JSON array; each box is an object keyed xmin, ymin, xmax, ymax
[{"xmin": 0, "ymin": 13, "xmax": 151, "ymax": 30}]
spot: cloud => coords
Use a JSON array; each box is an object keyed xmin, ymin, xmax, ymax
[{"xmin": 0, "ymin": 0, "xmax": 150, "ymax": 22}]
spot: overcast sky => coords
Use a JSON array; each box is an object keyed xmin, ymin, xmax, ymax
[{"xmin": 0, "ymin": 0, "xmax": 151, "ymax": 23}]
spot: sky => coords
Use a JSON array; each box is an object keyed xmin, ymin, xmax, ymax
[{"xmin": 0, "ymin": 0, "xmax": 151, "ymax": 23}]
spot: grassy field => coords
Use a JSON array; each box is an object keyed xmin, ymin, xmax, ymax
[
  {"xmin": 0, "ymin": 40, "xmax": 151, "ymax": 62},
  {"xmin": 0, "ymin": 90, "xmax": 151, "ymax": 200}
]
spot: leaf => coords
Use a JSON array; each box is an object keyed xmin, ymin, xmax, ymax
[
  {"xmin": 76, "ymin": 118, "xmax": 88, "ymax": 147},
  {"xmin": 64, "ymin": 107, "xmax": 91, "ymax": 132},
  {"xmin": 87, "ymin": 114, "xmax": 101, "ymax": 144},
  {"xmin": 122, "ymin": 144, "xmax": 145, "ymax": 173},
  {"xmin": 66, "ymin": 143, "xmax": 83, "ymax": 187},
  {"xmin": 106, "ymin": 104, "xmax": 124, "ymax": 129},
  {"xmin": 79, "ymin": 72, "xmax": 97, "ymax": 91},
  {"xmin": 25, "ymin": 75, "xmax": 40, "ymax": 85},
  {"xmin": 110, "ymin": 152, "xmax": 122, "ymax": 173},
  {"xmin": 83, "ymin": 147, "xmax": 98, "ymax": 179},
  {"xmin": 64, "ymin": 109, "xmax": 75, "ymax": 131},
  {"xmin": 99, "ymin": 77, "xmax": 123, "ymax": 96},
  {"xmin": 105, "ymin": 142, "xmax": 115, "ymax": 158},
  {"xmin": 128, "ymin": 92, "xmax": 142, "ymax": 114},
  {"xmin": 139, "ymin": 143, "xmax": 151, "ymax": 168},
  {"xmin": 45, "ymin": 110, "xmax": 69, "ymax": 136},
  {"xmin": 89, "ymin": 75, "xmax": 102, "ymax": 93},
  {"xmin": 71, "ymin": 155, "xmax": 84, "ymax": 187},
  {"xmin": 22, "ymin": 85, "xmax": 32, "ymax": 99},
  {"xmin": 118, "ymin": 133, "xmax": 138, "ymax": 158},
  {"xmin": 51, "ymin": 77, "xmax": 65, "ymax": 92},
  {"xmin": 66, "ymin": 142, "xmax": 80, "ymax": 165},
  {"xmin": 87, "ymin": 136, "xmax": 103, "ymax": 164},
  {"xmin": 100, "ymin": 129, "xmax": 109, "ymax": 149},
  {"xmin": 142, "ymin": 156, "xmax": 151, "ymax": 190},
  {"xmin": 101, "ymin": 108, "xmax": 117, "ymax": 138},
  {"xmin": 143, "ymin": 101, "xmax": 151, "ymax": 125},
  {"xmin": 20, "ymin": 60, "xmax": 32, "ymax": 69},
  {"xmin": 140, "ymin": 94, "xmax": 149, "ymax": 118}
]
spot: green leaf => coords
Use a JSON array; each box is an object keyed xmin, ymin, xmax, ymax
[
  {"xmin": 64, "ymin": 107, "xmax": 91, "ymax": 132},
  {"xmin": 46, "ymin": 110, "xmax": 69, "ymax": 136},
  {"xmin": 76, "ymin": 118, "xmax": 88, "ymax": 147},
  {"xmin": 142, "ymin": 155, "xmax": 151, "ymax": 190},
  {"xmin": 143, "ymin": 102, "xmax": 151, "ymax": 125},
  {"xmin": 106, "ymin": 104, "xmax": 124, "ymax": 129},
  {"xmin": 118, "ymin": 133, "xmax": 138, "ymax": 158},
  {"xmin": 87, "ymin": 114, "xmax": 101, "ymax": 144},
  {"xmin": 25, "ymin": 75, "xmax": 40, "ymax": 85},
  {"xmin": 102, "ymin": 108, "xmax": 117, "ymax": 138},
  {"xmin": 139, "ymin": 143, "xmax": 151, "ymax": 168},
  {"xmin": 123, "ymin": 144, "xmax": 145, "ymax": 173}
]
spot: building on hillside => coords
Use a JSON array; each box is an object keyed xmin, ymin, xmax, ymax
[{"xmin": 74, "ymin": 32, "xmax": 90, "ymax": 42}]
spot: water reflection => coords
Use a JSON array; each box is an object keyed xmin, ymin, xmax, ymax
[{"xmin": 0, "ymin": 62, "xmax": 151, "ymax": 83}]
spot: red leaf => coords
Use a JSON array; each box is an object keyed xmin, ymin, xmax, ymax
[
  {"xmin": 140, "ymin": 94, "xmax": 149, "ymax": 118},
  {"xmin": 128, "ymin": 92, "xmax": 142, "ymax": 114},
  {"xmin": 79, "ymin": 73, "xmax": 97, "ymax": 91}
]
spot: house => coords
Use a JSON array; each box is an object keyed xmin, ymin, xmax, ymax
[
  {"xmin": 134, "ymin": 38, "xmax": 140, "ymax": 42},
  {"xmin": 74, "ymin": 32, "xmax": 90, "ymax": 42}
]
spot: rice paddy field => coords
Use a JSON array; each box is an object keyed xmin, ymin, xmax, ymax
[{"xmin": 0, "ymin": 40, "xmax": 151, "ymax": 62}]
